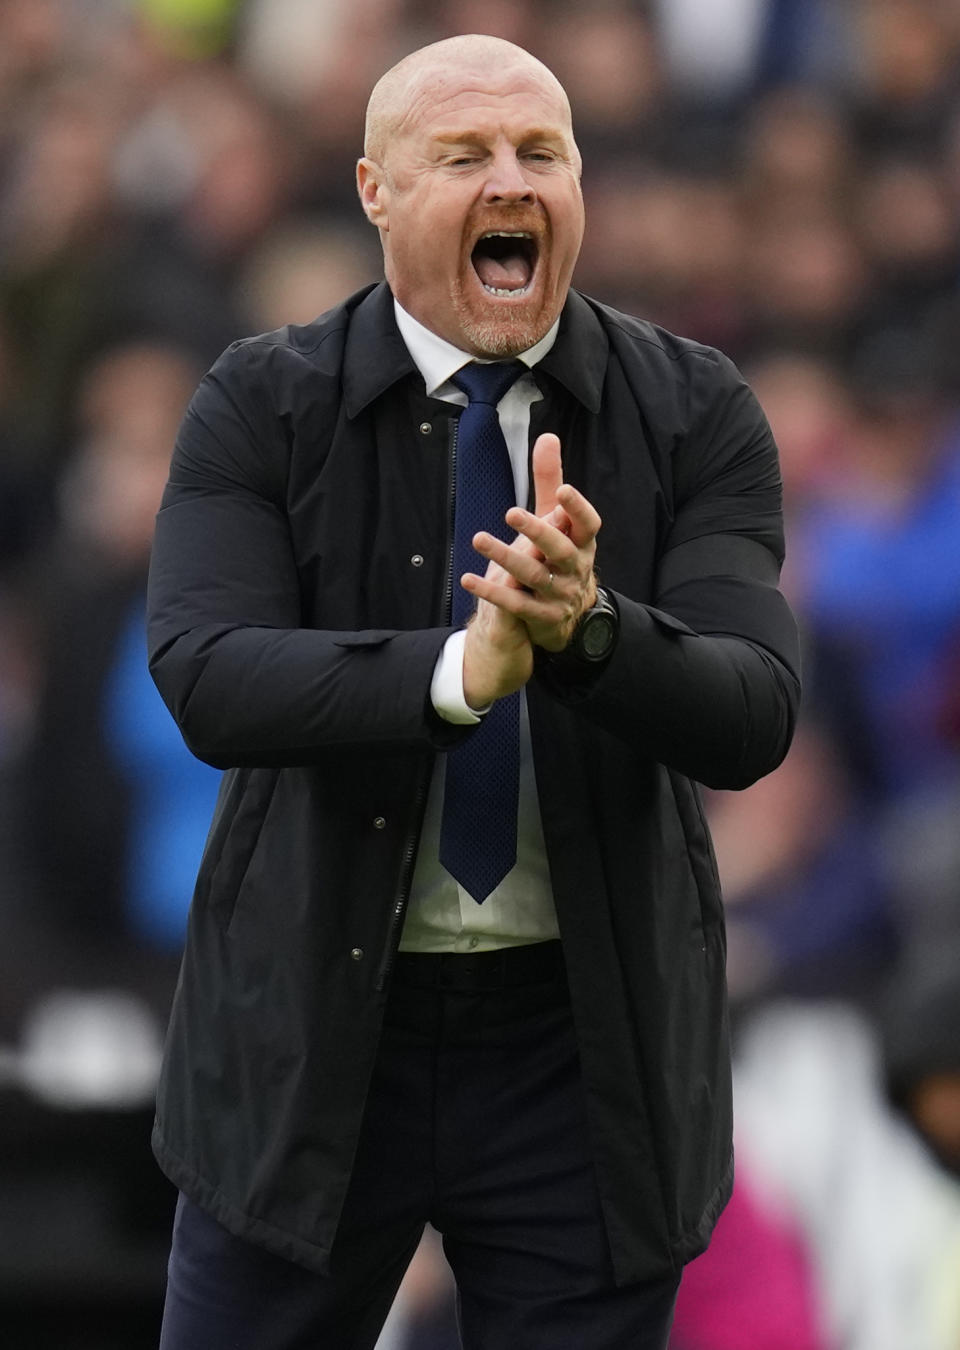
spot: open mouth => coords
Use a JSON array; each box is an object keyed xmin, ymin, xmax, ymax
[{"xmin": 471, "ymin": 231, "xmax": 539, "ymax": 297}]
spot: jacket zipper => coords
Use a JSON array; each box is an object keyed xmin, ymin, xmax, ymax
[{"xmin": 374, "ymin": 416, "xmax": 459, "ymax": 993}]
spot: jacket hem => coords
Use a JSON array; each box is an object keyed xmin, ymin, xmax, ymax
[
  {"xmin": 672, "ymin": 1147, "xmax": 734, "ymax": 1270},
  {"xmin": 152, "ymin": 1123, "xmax": 334, "ymax": 1276}
]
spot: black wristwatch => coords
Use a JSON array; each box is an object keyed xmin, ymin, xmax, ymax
[
  {"xmin": 569, "ymin": 586, "xmax": 619, "ymax": 663},
  {"xmin": 538, "ymin": 585, "xmax": 619, "ymax": 683}
]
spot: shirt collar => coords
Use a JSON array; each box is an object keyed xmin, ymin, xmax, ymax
[
  {"xmin": 341, "ymin": 282, "xmax": 607, "ymax": 417},
  {"xmin": 393, "ymin": 299, "xmax": 559, "ymax": 398}
]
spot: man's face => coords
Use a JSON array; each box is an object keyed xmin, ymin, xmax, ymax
[{"xmin": 359, "ymin": 63, "xmax": 585, "ymax": 356}]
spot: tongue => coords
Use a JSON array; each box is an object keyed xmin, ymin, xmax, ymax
[{"xmin": 474, "ymin": 251, "xmax": 531, "ymax": 290}]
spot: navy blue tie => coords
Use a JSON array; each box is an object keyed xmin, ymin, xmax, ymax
[{"xmin": 439, "ymin": 360, "xmax": 526, "ymax": 903}]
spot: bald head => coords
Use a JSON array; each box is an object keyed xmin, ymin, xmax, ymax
[
  {"xmin": 364, "ymin": 35, "xmax": 574, "ymax": 171},
  {"xmin": 356, "ymin": 33, "xmax": 584, "ymax": 356}
]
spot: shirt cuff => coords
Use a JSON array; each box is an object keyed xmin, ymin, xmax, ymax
[{"xmin": 431, "ymin": 629, "xmax": 489, "ymax": 724}]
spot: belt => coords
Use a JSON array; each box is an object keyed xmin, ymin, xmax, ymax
[{"xmin": 392, "ymin": 940, "xmax": 564, "ymax": 991}]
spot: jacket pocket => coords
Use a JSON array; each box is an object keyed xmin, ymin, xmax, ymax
[
  {"xmin": 667, "ymin": 768, "xmax": 723, "ymax": 940},
  {"xmin": 194, "ymin": 766, "xmax": 280, "ymax": 928}
]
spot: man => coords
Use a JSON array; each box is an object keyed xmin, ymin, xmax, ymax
[{"xmin": 150, "ymin": 33, "xmax": 800, "ymax": 1350}]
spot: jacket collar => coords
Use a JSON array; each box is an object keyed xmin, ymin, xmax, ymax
[
  {"xmin": 342, "ymin": 283, "xmax": 419, "ymax": 418},
  {"xmin": 535, "ymin": 290, "xmax": 607, "ymax": 414},
  {"xmin": 341, "ymin": 281, "xmax": 607, "ymax": 417}
]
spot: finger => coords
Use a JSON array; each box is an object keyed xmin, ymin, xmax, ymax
[
  {"xmin": 502, "ymin": 506, "xmax": 571, "ymax": 565},
  {"xmin": 556, "ymin": 483, "xmax": 602, "ymax": 548},
  {"xmin": 463, "ymin": 573, "xmax": 571, "ymax": 629},
  {"xmin": 462, "ymin": 572, "xmax": 543, "ymax": 616},
  {"xmin": 472, "ymin": 532, "xmax": 560, "ymax": 591},
  {"xmin": 497, "ymin": 511, "xmax": 580, "ymax": 570},
  {"xmin": 531, "ymin": 433, "xmax": 563, "ymax": 519}
]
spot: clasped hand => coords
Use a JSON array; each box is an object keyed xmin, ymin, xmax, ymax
[{"xmin": 461, "ymin": 433, "xmax": 601, "ymax": 710}]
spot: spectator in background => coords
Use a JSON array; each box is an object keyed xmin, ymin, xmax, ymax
[
  {"xmin": 885, "ymin": 949, "xmax": 960, "ymax": 1186},
  {"xmin": 236, "ymin": 218, "xmax": 380, "ymax": 334},
  {"xmin": 669, "ymin": 1150, "xmax": 830, "ymax": 1350},
  {"xmin": 745, "ymin": 348, "xmax": 855, "ymax": 557},
  {"xmin": 0, "ymin": 70, "xmax": 126, "ymax": 466},
  {"xmin": 727, "ymin": 997, "xmax": 960, "ymax": 1350},
  {"xmin": 797, "ymin": 328, "xmax": 960, "ymax": 806},
  {"xmin": 540, "ymin": 2, "xmax": 662, "ymax": 160},
  {"xmin": 577, "ymin": 165, "xmax": 748, "ymax": 355},
  {"xmin": 705, "ymin": 720, "xmax": 896, "ymax": 1011},
  {"xmin": 654, "ymin": 0, "xmax": 853, "ymax": 105},
  {"xmin": 107, "ymin": 62, "xmax": 298, "ymax": 363},
  {"xmin": 851, "ymin": 0, "xmax": 960, "ymax": 157},
  {"xmin": 13, "ymin": 340, "xmax": 219, "ymax": 991}
]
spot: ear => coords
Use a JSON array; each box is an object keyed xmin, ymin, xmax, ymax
[{"xmin": 357, "ymin": 158, "xmax": 389, "ymax": 231}]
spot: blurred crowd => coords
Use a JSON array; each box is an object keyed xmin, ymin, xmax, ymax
[{"xmin": 2, "ymin": 0, "xmax": 960, "ymax": 1347}]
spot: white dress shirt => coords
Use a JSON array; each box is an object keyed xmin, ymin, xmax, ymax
[{"xmin": 393, "ymin": 300, "xmax": 561, "ymax": 953}]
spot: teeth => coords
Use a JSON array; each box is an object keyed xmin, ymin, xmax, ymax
[
  {"xmin": 482, "ymin": 283, "xmax": 530, "ymax": 297},
  {"xmin": 479, "ymin": 231, "xmax": 532, "ymax": 239}
]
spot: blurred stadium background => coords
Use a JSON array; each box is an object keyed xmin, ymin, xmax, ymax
[{"xmin": 2, "ymin": 1, "xmax": 960, "ymax": 1347}]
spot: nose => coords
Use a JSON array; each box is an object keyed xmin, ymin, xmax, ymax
[{"xmin": 482, "ymin": 146, "xmax": 536, "ymax": 204}]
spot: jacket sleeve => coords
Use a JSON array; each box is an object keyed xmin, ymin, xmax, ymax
[
  {"xmin": 537, "ymin": 350, "xmax": 801, "ymax": 790},
  {"xmin": 146, "ymin": 343, "xmax": 461, "ymax": 769}
]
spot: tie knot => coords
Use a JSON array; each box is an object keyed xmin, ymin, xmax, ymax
[{"xmin": 452, "ymin": 360, "xmax": 526, "ymax": 408}]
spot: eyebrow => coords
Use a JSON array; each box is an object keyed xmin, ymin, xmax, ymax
[{"xmin": 430, "ymin": 128, "xmax": 568, "ymax": 149}]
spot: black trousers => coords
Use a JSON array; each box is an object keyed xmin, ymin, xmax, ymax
[{"xmin": 159, "ymin": 942, "xmax": 679, "ymax": 1349}]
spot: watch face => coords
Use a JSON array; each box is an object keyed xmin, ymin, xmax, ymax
[{"xmin": 582, "ymin": 612, "xmax": 616, "ymax": 659}]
